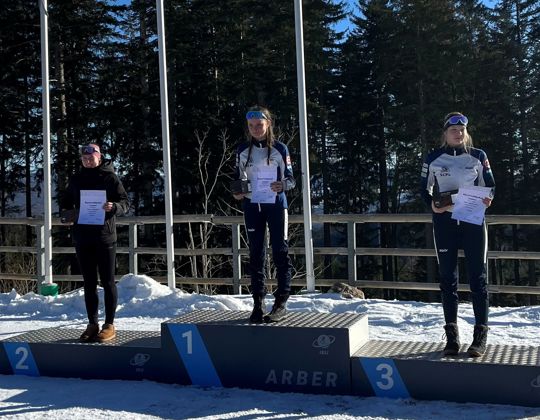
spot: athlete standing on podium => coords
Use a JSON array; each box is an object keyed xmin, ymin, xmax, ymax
[
  {"xmin": 420, "ymin": 112, "xmax": 495, "ymax": 357},
  {"xmin": 233, "ymin": 106, "xmax": 295, "ymax": 323},
  {"xmin": 61, "ymin": 144, "xmax": 129, "ymax": 343}
]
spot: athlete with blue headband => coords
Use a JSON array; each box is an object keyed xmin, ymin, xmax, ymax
[
  {"xmin": 233, "ymin": 106, "xmax": 295, "ymax": 323},
  {"xmin": 420, "ymin": 112, "xmax": 495, "ymax": 357}
]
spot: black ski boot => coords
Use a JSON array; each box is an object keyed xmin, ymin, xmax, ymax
[
  {"xmin": 467, "ymin": 324, "xmax": 488, "ymax": 357},
  {"xmin": 249, "ymin": 294, "xmax": 266, "ymax": 323},
  {"xmin": 442, "ymin": 323, "xmax": 460, "ymax": 356},
  {"xmin": 264, "ymin": 293, "xmax": 289, "ymax": 323}
]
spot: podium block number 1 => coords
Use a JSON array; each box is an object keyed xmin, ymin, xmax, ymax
[
  {"xmin": 182, "ymin": 330, "xmax": 193, "ymax": 354},
  {"xmin": 169, "ymin": 324, "xmax": 222, "ymax": 387}
]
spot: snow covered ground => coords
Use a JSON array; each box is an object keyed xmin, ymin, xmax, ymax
[{"xmin": 1, "ymin": 274, "xmax": 540, "ymax": 419}]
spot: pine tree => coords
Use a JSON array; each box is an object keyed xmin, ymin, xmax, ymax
[
  {"xmin": 47, "ymin": 0, "xmax": 128, "ymax": 200},
  {"xmin": 0, "ymin": 1, "xmax": 41, "ymax": 224}
]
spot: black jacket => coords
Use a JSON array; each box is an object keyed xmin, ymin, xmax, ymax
[{"xmin": 61, "ymin": 160, "xmax": 129, "ymax": 245}]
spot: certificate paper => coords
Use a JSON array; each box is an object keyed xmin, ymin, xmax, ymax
[
  {"xmin": 78, "ymin": 190, "xmax": 106, "ymax": 225},
  {"xmin": 250, "ymin": 166, "xmax": 277, "ymax": 204},
  {"xmin": 451, "ymin": 186, "xmax": 492, "ymax": 225}
]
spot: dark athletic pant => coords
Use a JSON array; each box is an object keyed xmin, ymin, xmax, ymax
[
  {"xmin": 75, "ymin": 243, "xmax": 117, "ymax": 325},
  {"xmin": 243, "ymin": 200, "xmax": 292, "ymax": 296},
  {"xmin": 433, "ymin": 212, "xmax": 488, "ymax": 326}
]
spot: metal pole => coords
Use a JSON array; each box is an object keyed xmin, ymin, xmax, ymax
[
  {"xmin": 347, "ymin": 221, "xmax": 357, "ymax": 284},
  {"xmin": 232, "ymin": 223, "xmax": 241, "ymax": 295},
  {"xmin": 293, "ymin": 0, "xmax": 315, "ymax": 291},
  {"xmin": 128, "ymin": 223, "xmax": 138, "ymax": 275},
  {"xmin": 156, "ymin": 0, "xmax": 175, "ymax": 288},
  {"xmin": 39, "ymin": 0, "xmax": 53, "ymax": 285}
]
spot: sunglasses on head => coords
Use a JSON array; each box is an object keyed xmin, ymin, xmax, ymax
[
  {"xmin": 246, "ymin": 111, "xmax": 268, "ymax": 120},
  {"xmin": 80, "ymin": 146, "xmax": 100, "ymax": 155},
  {"xmin": 444, "ymin": 115, "xmax": 468, "ymax": 128}
]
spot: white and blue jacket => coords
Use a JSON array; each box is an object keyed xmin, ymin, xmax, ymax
[
  {"xmin": 421, "ymin": 145, "xmax": 495, "ymax": 208},
  {"xmin": 235, "ymin": 138, "xmax": 295, "ymax": 208}
]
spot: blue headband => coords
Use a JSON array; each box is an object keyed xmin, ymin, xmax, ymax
[{"xmin": 246, "ymin": 111, "xmax": 268, "ymax": 120}]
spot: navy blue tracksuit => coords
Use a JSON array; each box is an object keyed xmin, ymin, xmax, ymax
[
  {"xmin": 421, "ymin": 145, "xmax": 495, "ymax": 325},
  {"xmin": 235, "ymin": 138, "xmax": 295, "ymax": 296},
  {"xmin": 243, "ymin": 200, "xmax": 291, "ymax": 295},
  {"xmin": 432, "ymin": 212, "xmax": 488, "ymax": 324}
]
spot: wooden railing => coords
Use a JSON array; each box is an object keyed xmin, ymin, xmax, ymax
[{"xmin": 1, "ymin": 214, "xmax": 539, "ymax": 295}]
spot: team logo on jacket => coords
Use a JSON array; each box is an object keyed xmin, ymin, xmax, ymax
[
  {"xmin": 483, "ymin": 159, "xmax": 491, "ymax": 169},
  {"xmin": 439, "ymin": 167, "xmax": 450, "ymax": 176}
]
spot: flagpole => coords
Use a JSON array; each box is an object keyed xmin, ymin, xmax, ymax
[
  {"xmin": 156, "ymin": 0, "xmax": 176, "ymax": 289},
  {"xmin": 293, "ymin": 0, "xmax": 315, "ymax": 291},
  {"xmin": 39, "ymin": 0, "xmax": 57, "ymax": 296}
]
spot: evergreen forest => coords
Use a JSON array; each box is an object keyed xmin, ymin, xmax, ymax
[{"xmin": 1, "ymin": 0, "xmax": 539, "ymax": 304}]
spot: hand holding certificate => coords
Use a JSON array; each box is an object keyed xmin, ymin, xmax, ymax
[
  {"xmin": 78, "ymin": 190, "xmax": 106, "ymax": 225},
  {"xmin": 451, "ymin": 186, "xmax": 492, "ymax": 225}
]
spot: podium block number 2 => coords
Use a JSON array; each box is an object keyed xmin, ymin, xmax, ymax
[
  {"xmin": 4, "ymin": 343, "xmax": 40, "ymax": 376},
  {"xmin": 360, "ymin": 358, "xmax": 410, "ymax": 398}
]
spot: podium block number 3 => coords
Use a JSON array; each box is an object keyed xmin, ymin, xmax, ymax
[
  {"xmin": 375, "ymin": 362, "xmax": 394, "ymax": 390},
  {"xmin": 360, "ymin": 358, "xmax": 410, "ymax": 398}
]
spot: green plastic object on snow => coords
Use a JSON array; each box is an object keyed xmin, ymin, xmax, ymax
[{"xmin": 40, "ymin": 282, "xmax": 59, "ymax": 297}]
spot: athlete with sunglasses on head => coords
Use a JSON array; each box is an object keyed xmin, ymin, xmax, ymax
[
  {"xmin": 60, "ymin": 143, "xmax": 129, "ymax": 343},
  {"xmin": 420, "ymin": 112, "xmax": 495, "ymax": 357},
  {"xmin": 233, "ymin": 106, "xmax": 295, "ymax": 323}
]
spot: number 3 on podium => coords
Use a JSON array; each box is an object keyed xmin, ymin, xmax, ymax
[{"xmin": 360, "ymin": 358, "xmax": 410, "ymax": 398}]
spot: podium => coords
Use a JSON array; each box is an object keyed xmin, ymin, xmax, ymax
[
  {"xmin": 0, "ymin": 310, "xmax": 368, "ymax": 395},
  {"xmin": 351, "ymin": 340, "xmax": 540, "ymax": 407},
  {"xmin": 0, "ymin": 327, "xmax": 182, "ymax": 383},
  {"xmin": 2, "ymin": 310, "xmax": 539, "ymax": 407},
  {"xmin": 161, "ymin": 310, "xmax": 368, "ymax": 393}
]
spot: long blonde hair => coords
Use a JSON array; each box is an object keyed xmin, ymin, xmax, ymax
[{"xmin": 440, "ymin": 111, "xmax": 473, "ymax": 151}]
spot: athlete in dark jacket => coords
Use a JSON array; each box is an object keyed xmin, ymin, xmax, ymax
[
  {"xmin": 420, "ymin": 113, "xmax": 495, "ymax": 357},
  {"xmin": 233, "ymin": 106, "xmax": 295, "ymax": 323},
  {"xmin": 61, "ymin": 144, "xmax": 129, "ymax": 343}
]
